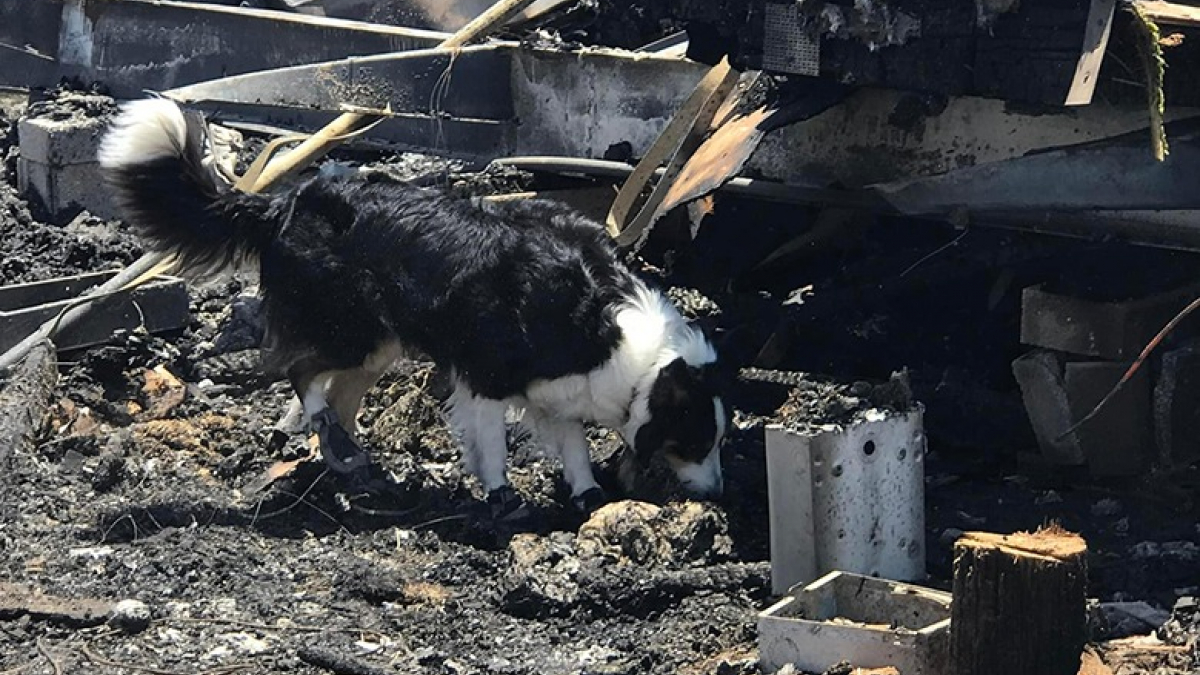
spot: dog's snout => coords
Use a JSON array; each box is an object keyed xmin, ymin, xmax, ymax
[
  {"xmin": 672, "ymin": 449, "xmax": 724, "ymax": 500},
  {"xmin": 682, "ymin": 476, "xmax": 724, "ymax": 500}
]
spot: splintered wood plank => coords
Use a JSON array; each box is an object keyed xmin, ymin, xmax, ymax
[
  {"xmin": 950, "ymin": 525, "xmax": 1089, "ymax": 675},
  {"xmin": 1133, "ymin": 0, "xmax": 1200, "ymax": 27}
]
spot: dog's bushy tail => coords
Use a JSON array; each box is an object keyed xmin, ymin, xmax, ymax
[{"xmin": 98, "ymin": 98, "xmax": 275, "ymax": 273}]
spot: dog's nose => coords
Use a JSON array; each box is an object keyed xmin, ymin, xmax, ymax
[{"xmin": 682, "ymin": 476, "xmax": 724, "ymax": 500}]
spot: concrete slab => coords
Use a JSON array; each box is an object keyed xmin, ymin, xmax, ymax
[
  {"xmin": 17, "ymin": 107, "xmax": 108, "ymax": 166},
  {"xmin": 17, "ymin": 105, "xmax": 119, "ymax": 221},
  {"xmin": 17, "ymin": 158, "xmax": 117, "ymax": 222},
  {"xmin": 1013, "ymin": 349, "xmax": 1152, "ymax": 476}
]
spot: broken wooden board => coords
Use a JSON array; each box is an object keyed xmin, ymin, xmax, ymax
[
  {"xmin": 654, "ymin": 79, "xmax": 851, "ymax": 226},
  {"xmin": 608, "ymin": 56, "xmax": 739, "ymax": 246},
  {"xmin": 1133, "ymin": 0, "xmax": 1200, "ymax": 27}
]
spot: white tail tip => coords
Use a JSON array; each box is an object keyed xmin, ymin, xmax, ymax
[{"xmin": 98, "ymin": 98, "xmax": 188, "ymax": 169}]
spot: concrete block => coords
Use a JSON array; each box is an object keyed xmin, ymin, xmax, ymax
[
  {"xmin": 1014, "ymin": 349, "xmax": 1151, "ymax": 475},
  {"xmin": 1154, "ymin": 343, "xmax": 1200, "ymax": 468},
  {"xmin": 1012, "ymin": 350, "xmax": 1085, "ymax": 465},
  {"xmin": 765, "ymin": 408, "xmax": 926, "ymax": 595},
  {"xmin": 17, "ymin": 157, "xmax": 118, "ymax": 222},
  {"xmin": 758, "ymin": 571, "xmax": 950, "ymax": 675},
  {"xmin": 17, "ymin": 110, "xmax": 119, "ymax": 222},
  {"xmin": 17, "ymin": 110, "xmax": 108, "ymax": 166},
  {"xmin": 1066, "ymin": 360, "xmax": 1152, "ymax": 477},
  {"xmin": 1021, "ymin": 283, "xmax": 1200, "ymax": 360}
]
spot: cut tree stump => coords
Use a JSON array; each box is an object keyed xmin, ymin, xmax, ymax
[{"xmin": 951, "ymin": 526, "xmax": 1088, "ymax": 675}]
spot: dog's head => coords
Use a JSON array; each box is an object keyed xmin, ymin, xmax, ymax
[{"xmin": 623, "ymin": 356, "xmax": 732, "ymax": 499}]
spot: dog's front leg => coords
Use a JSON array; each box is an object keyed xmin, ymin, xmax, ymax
[
  {"xmin": 541, "ymin": 418, "xmax": 606, "ymax": 514},
  {"xmin": 448, "ymin": 384, "xmax": 526, "ymax": 520}
]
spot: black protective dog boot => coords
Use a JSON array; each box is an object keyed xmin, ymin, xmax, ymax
[
  {"xmin": 310, "ymin": 408, "xmax": 371, "ymax": 475},
  {"xmin": 571, "ymin": 487, "xmax": 607, "ymax": 516},
  {"xmin": 487, "ymin": 485, "xmax": 532, "ymax": 522}
]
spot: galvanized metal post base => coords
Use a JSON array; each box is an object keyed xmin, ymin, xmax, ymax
[{"xmin": 765, "ymin": 406, "xmax": 926, "ymax": 594}]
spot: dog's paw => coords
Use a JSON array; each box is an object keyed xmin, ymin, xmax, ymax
[
  {"xmin": 571, "ymin": 487, "xmax": 607, "ymax": 515},
  {"xmin": 263, "ymin": 428, "xmax": 290, "ymax": 453},
  {"xmin": 343, "ymin": 465, "xmax": 394, "ymax": 496},
  {"xmin": 487, "ymin": 485, "xmax": 531, "ymax": 522},
  {"xmin": 312, "ymin": 408, "xmax": 371, "ymax": 474}
]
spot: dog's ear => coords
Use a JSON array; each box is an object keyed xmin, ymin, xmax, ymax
[{"xmin": 651, "ymin": 357, "xmax": 695, "ymax": 407}]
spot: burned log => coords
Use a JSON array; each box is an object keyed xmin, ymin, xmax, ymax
[{"xmin": 0, "ymin": 339, "xmax": 57, "ymax": 471}]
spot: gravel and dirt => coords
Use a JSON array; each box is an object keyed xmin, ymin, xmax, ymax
[{"xmin": 0, "ymin": 86, "xmax": 1197, "ymax": 675}]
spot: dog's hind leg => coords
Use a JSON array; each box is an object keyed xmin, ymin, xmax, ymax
[
  {"xmin": 324, "ymin": 340, "xmax": 403, "ymax": 440},
  {"xmin": 288, "ymin": 364, "xmax": 372, "ymax": 477},
  {"xmin": 325, "ymin": 366, "xmax": 385, "ymax": 440},
  {"xmin": 448, "ymin": 382, "xmax": 527, "ymax": 520}
]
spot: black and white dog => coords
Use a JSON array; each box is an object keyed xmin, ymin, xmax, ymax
[{"xmin": 98, "ymin": 99, "xmax": 729, "ymax": 516}]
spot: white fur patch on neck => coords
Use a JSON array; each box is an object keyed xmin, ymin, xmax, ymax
[
  {"xmin": 615, "ymin": 281, "xmax": 716, "ymax": 371},
  {"xmin": 98, "ymin": 98, "xmax": 187, "ymax": 169},
  {"xmin": 520, "ymin": 279, "xmax": 715, "ymax": 437}
]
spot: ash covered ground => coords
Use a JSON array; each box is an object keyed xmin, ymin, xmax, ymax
[{"xmin": 0, "ymin": 89, "xmax": 1197, "ymax": 675}]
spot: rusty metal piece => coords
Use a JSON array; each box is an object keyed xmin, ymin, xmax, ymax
[{"xmin": 657, "ymin": 107, "xmax": 771, "ymax": 219}]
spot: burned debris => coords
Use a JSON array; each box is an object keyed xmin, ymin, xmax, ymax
[{"xmin": 2, "ymin": 1, "xmax": 1200, "ymax": 674}]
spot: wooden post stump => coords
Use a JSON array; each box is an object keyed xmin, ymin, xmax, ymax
[{"xmin": 951, "ymin": 526, "xmax": 1088, "ymax": 675}]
